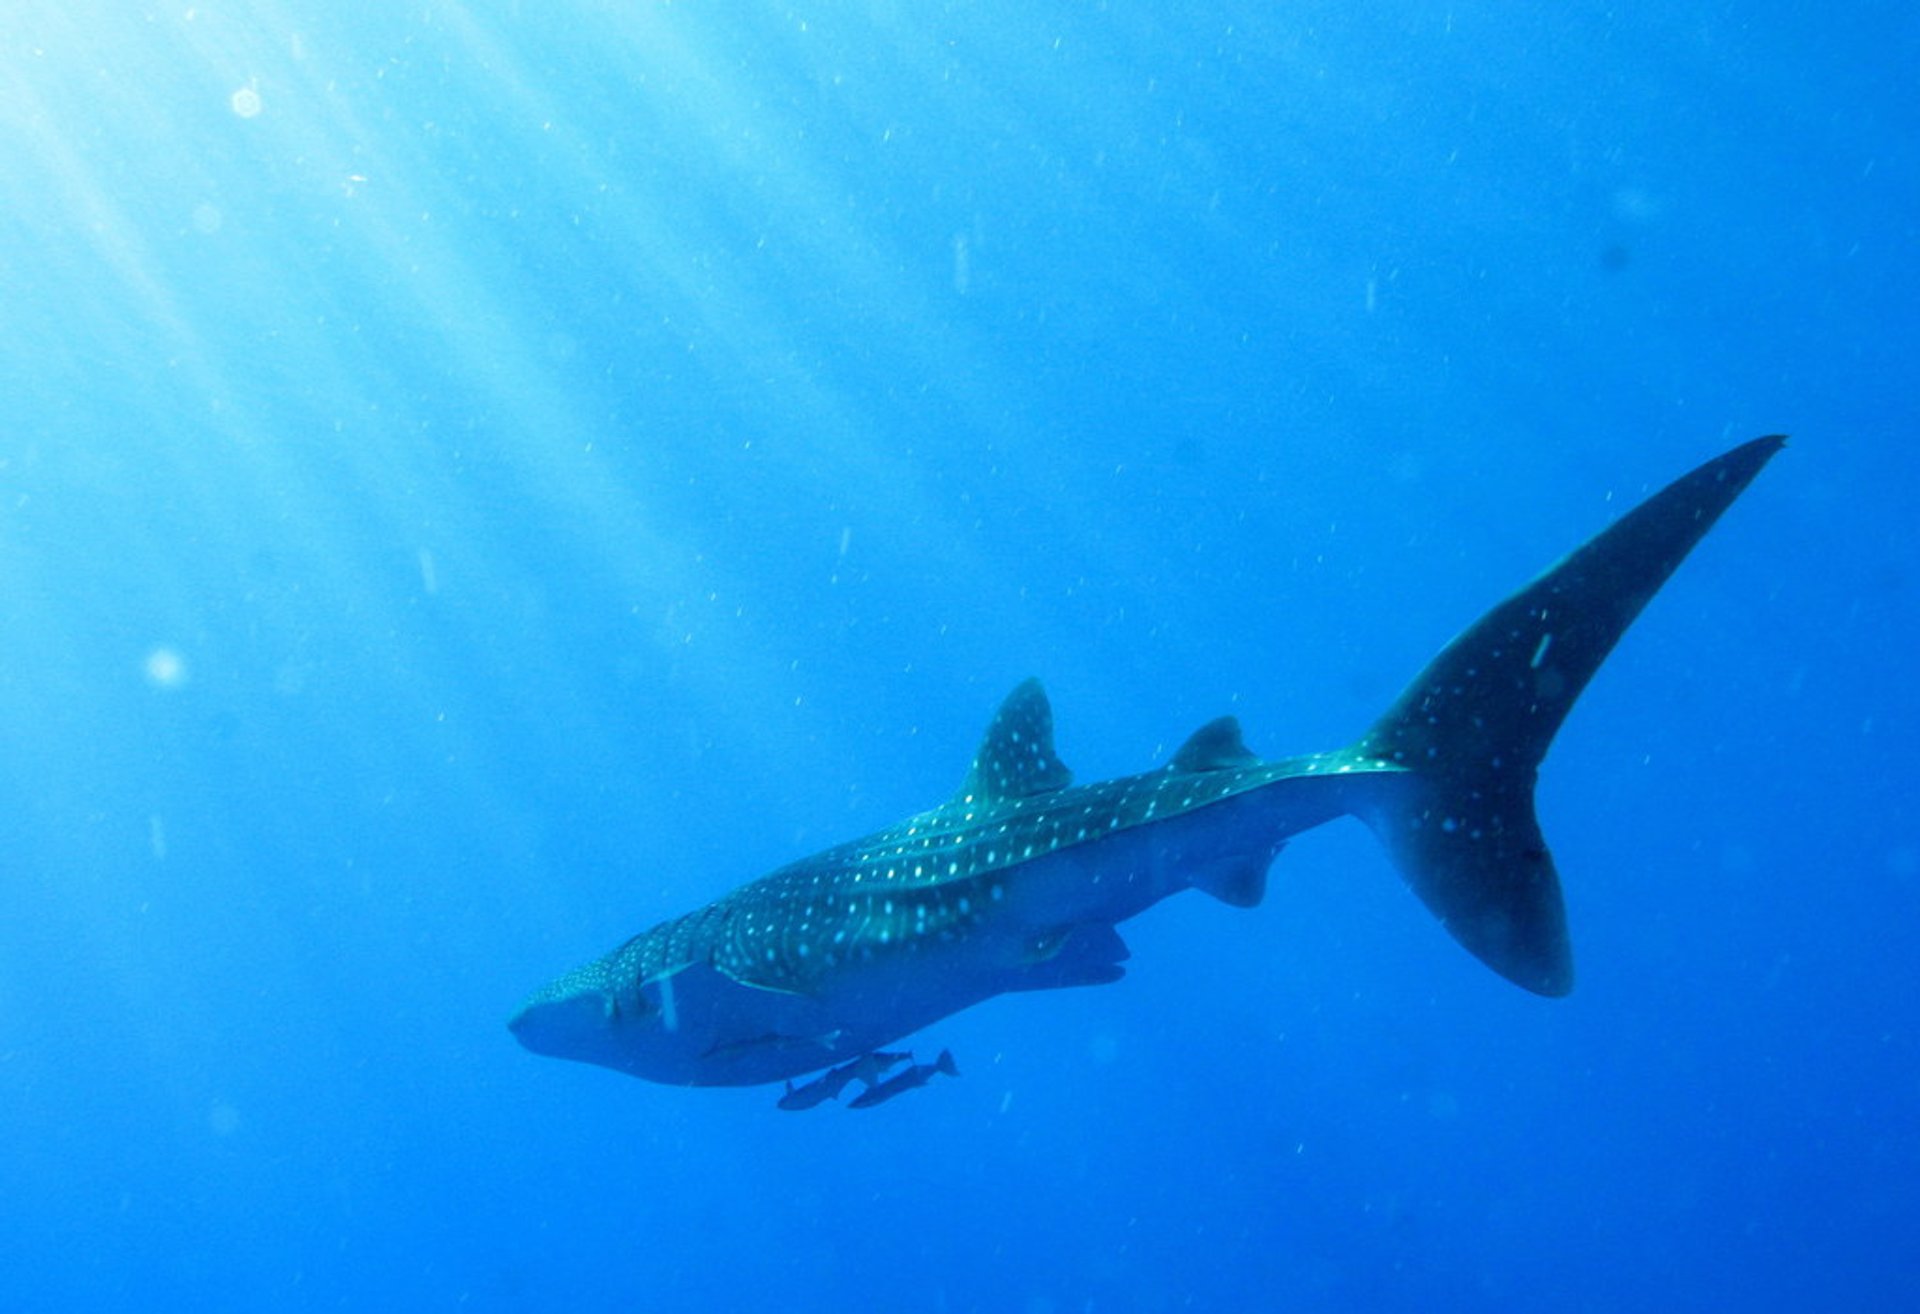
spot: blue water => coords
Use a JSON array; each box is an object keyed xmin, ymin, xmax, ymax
[{"xmin": 3, "ymin": 4, "xmax": 1914, "ymax": 1310}]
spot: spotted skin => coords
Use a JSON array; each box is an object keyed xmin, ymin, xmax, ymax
[
  {"xmin": 510, "ymin": 438, "xmax": 1783, "ymax": 1091},
  {"xmin": 678, "ymin": 705, "xmax": 1357, "ymax": 999},
  {"xmin": 510, "ymin": 685, "xmax": 1374, "ymax": 1085}
]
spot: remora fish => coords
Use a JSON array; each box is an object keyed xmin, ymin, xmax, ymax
[
  {"xmin": 777, "ymin": 1051, "xmax": 911, "ymax": 1110},
  {"xmin": 846, "ymin": 1050, "xmax": 960, "ymax": 1110},
  {"xmin": 510, "ymin": 438, "xmax": 1784, "ymax": 1090}
]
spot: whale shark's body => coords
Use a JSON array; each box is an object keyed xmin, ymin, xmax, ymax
[{"xmin": 511, "ymin": 438, "xmax": 1783, "ymax": 1090}]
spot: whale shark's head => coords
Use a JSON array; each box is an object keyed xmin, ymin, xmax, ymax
[
  {"xmin": 508, "ymin": 951, "xmax": 853, "ymax": 1087},
  {"xmin": 507, "ymin": 963, "xmax": 668, "ymax": 1075}
]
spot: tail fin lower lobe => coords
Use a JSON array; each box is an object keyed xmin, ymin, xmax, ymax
[{"xmin": 1349, "ymin": 436, "xmax": 1784, "ymax": 995}]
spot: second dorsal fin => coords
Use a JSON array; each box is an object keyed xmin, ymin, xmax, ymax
[{"xmin": 1168, "ymin": 716, "xmax": 1259, "ymax": 773}]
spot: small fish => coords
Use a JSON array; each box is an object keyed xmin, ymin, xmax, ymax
[
  {"xmin": 776, "ymin": 1076, "xmax": 839, "ymax": 1112},
  {"xmin": 776, "ymin": 1050, "xmax": 910, "ymax": 1111},
  {"xmin": 846, "ymin": 1049, "xmax": 959, "ymax": 1109}
]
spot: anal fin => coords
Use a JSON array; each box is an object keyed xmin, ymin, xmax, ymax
[{"xmin": 1191, "ymin": 846, "xmax": 1281, "ymax": 908}]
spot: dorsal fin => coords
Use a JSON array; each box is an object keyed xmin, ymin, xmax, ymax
[
  {"xmin": 956, "ymin": 679, "xmax": 1073, "ymax": 802},
  {"xmin": 1168, "ymin": 716, "xmax": 1259, "ymax": 773}
]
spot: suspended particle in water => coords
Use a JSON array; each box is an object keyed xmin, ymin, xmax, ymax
[
  {"xmin": 145, "ymin": 647, "xmax": 188, "ymax": 689},
  {"xmin": 208, "ymin": 1101, "xmax": 242, "ymax": 1136},
  {"xmin": 230, "ymin": 86, "xmax": 263, "ymax": 119}
]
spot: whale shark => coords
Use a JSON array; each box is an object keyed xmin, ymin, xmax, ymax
[{"xmin": 510, "ymin": 437, "xmax": 1783, "ymax": 1091}]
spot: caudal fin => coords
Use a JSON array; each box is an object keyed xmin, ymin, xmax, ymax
[{"xmin": 1349, "ymin": 437, "xmax": 1784, "ymax": 996}]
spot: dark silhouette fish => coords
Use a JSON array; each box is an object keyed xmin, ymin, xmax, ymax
[
  {"xmin": 511, "ymin": 439, "xmax": 1784, "ymax": 1093},
  {"xmin": 777, "ymin": 1050, "xmax": 910, "ymax": 1110},
  {"xmin": 846, "ymin": 1050, "xmax": 960, "ymax": 1110}
]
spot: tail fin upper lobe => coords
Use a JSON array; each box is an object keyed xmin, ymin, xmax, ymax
[{"xmin": 1351, "ymin": 437, "xmax": 1784, "ymax": 996}]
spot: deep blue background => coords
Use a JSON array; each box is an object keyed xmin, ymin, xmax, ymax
[{"xmin": 2, "ymin": 3, "xmax": 1914, "ymax": 1310}]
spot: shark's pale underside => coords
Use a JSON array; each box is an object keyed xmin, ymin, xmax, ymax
[{"xmin": 511, "ymin": 437, "xmax": 1783, "ymax": 1090}]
